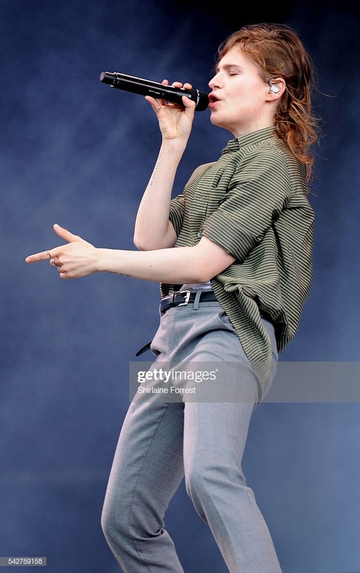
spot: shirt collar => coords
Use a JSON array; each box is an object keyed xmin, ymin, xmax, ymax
[{"xmin": 222, "ymin": 126, "xmax": 277, "ymax": 155}]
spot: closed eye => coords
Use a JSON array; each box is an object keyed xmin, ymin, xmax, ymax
[
  {"xmin": 214, "ymin": 64, "xmax": 243, "ymax": 75},
  {"xmin": 225, "ymin": 64, "xmax": 242, "ymax": 76}
]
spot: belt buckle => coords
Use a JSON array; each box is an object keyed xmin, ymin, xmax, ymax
[{"xmin": 178, "ymin": 291, "xmax": 191, "ymax": 306}]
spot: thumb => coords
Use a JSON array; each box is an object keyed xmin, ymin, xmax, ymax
[{"xmin": 53, "ymin": 223, "xmax": 80, "ymax": 243}]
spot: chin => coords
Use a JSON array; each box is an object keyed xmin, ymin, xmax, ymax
[
  {"xmin": 210, "ymin": 115, "xmax": 234, "ymax": 135},
  {"xmin": 209, "ymin": 112, "xmax": 223, "ymax": 128}
]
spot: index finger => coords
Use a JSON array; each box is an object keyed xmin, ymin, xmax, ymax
[{"xmin": 25, "ymin": 250, "xmax": 53, "ymax": 264}]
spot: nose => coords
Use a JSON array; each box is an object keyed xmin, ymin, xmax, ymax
[{"xmin": 209, "ymin": 72, "xmax": 221, "ymax": 90}]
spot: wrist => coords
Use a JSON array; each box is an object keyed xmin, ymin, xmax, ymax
[
  {"xmin": 160, "ymin": 138, "xmax": 187, "ymax": 156},
  {"xmin": 96, "ymin": 248, "xmax": 130, "ymax": 277},
  {"xmin": 96, "ymin": 248, "xmax": 111, "ymax": 273}
]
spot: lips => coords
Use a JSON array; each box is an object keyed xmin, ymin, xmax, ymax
[{"xmin": 208, "ymin": 93, "xmax": 220, "ymax": 109}]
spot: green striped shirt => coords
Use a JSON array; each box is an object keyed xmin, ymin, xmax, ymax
[{"xmin": 161, "ymin": 127, "xmax": 314, "ymax": 383}]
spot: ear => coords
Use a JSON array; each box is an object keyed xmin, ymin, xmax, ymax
[{"xmin": 266, "ymin": 78, "xmax": 286, "ymax": 101}]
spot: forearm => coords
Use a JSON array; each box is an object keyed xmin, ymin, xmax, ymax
[
  {"xmin": 97, "ymin": 244, "xmax": 208, "ymax": 284},
  {"xmin": 133, "ymin": 140, "xmax": 185, "ymax": 250}
]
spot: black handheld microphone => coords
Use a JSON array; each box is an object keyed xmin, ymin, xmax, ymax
[{"xmin": 100, "ymin": 71, "xmax": 209, "ymax": 112}]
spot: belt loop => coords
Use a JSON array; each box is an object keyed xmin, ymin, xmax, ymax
[{"xmin": 193, "ymin": 289, "xmax": 202, "ymax": 310}]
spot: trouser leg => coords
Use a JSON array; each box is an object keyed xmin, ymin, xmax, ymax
[
  {"xmin": 183, "ymin": 366, "xmax": 282, "ymax": 573},
  {"xmin": 101, "ymin": 398, "xmax": 185, "ymax": 573}
]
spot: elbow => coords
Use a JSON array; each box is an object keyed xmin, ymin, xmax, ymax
[
  {"xmin": 133, "ymin": 230, "xmax": 177, "ymax": 251},
  {"xmin": 133, "ymin": 231, "xmax": 156, "ymax": 251},
  {"xmin": 134, "ymin": 222, "xmax": 177, "ymax": 251},
  {"xmin": 190, "ymin": 239, "xmax": 235, "ymax": 283},
  {"xmin": 133, "ymin": 233, "xmax": 145, "ymax": 251},
  {"xmin": 191, "ymin": 262, "xmax": 215, "ymax": 284},
  {"xmin": 133, "ymin": 234, "xmax": 169, "ymax": 251},
  {"xmin": 198, "ymin": 270, "xmax": 215, "ymax": 283}
]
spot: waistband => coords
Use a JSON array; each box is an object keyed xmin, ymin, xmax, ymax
[{"xmin": 160, "ymin": 290, "xmax": 218, "ymax": 314}]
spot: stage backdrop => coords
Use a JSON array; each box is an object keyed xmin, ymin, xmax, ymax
[{"xmin": 1, "ymin": 0, "xmax": 360, "ymax": 572}]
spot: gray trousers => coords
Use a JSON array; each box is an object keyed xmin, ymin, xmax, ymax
[{"xmin": 102, "ymin": 300, "xmax": 282, "ymax": 573}]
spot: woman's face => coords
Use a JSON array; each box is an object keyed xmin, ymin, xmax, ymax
[{"xmin": 208, "ymin": 46, "xmax": 275, "ymax": 137}]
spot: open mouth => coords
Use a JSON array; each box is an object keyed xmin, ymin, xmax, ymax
[
  {"xmin": 208, "ymin": 93, "xmax": 220, "ymax": 105},
  {"xmin": 209, "ymin": 92, "xmax": 220, "ymax": 109}
]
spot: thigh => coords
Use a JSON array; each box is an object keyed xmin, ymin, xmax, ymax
[
  {"xmin": 183, "ymin": 378, "xmax": 257, "ymax": 477},
  {"xmin": 103, "ymin": 399, "xmax": 185, "ymax": 530}
]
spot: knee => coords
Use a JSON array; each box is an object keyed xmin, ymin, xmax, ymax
[
  {"xmin": 185, "ymin": 460, "xmax": 246, "ymax": 520},
  {"xmin": 185, "ymin": 463, "xmax": 215, "ymax": 521},
  {"xmin": 101, "ymin": 490, "xmax": 160, "ymax": 548},
  {"xmin": 101, "ymin": 495, "xmax": 128, "ymax": 548}
]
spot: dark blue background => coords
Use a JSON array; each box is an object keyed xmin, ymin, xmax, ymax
[{"xmin": 1, "ymin": 1, "xmax": 360, "ymax": 571}]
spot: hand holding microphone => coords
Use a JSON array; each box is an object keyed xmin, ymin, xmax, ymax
[{"xmin": 100, "ymin": 71, "xmax": 209, "ymax": 111}]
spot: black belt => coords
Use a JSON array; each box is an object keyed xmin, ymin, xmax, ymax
[{"xmin": 160, "ymin": 290, "xmax": 218, "ymax": 314}]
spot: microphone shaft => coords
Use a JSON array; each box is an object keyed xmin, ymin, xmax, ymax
[{"xmin": 100, "ymin": 71, "xmax": 208, "ymax": 111}]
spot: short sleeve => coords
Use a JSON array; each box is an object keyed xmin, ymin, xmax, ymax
[
  {"xmin": 201, "ymin": 149, "xmax": 293, "ymax": 262},
  {"xmin": 169, "ymin": 194, "xmax": 185, "ymax": 237}
]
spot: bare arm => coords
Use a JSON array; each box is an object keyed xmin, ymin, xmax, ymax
[
  {"xmin": 133, "ymin": 82, "xmax": 196, "ymax": 251},
  {"xmin": 133, "ymin": 141, "xmax": 181, "ymax": 250},
  {"xmin": 25, "ymin": 224, "xmax": 236, "ymax": 283}
]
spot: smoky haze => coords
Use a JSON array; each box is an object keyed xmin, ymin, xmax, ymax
[{"xmin": 1, "ymin": 1, "xmax": 360, "ymax": 572}]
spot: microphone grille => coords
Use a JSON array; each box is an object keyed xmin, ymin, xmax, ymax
[{"xmin": 195, "ymin": 90, "xmax": 209, "ymax": 112}]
